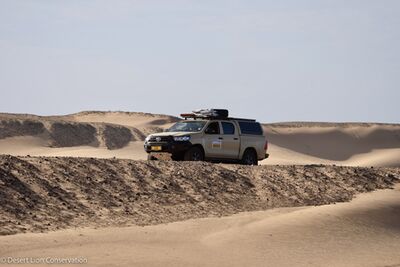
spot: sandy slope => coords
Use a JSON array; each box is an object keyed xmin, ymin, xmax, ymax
[
  {"xmin": 71, "ymin": 111, "xmax": 177, "ymax": 129},
  {"xmin": 264, "ymin": 142, "xmax": 400, "ymax": 167},
  {"xmin": 1, "ymin": 155, "xmax": 398, "ymax": 235},
  {"xmin": 0, "ymin": 111, "xmax": 174, "ymax": 159},
  {"xmin": 263, "ymin": 123, "xmax": 400, "ymax": 167},
  {"xmin": 1, "ymin": 111, "xmax": 400, "ymax": 166},
  {"xmin": 1, "ymin": 185, "xmax": 399, "ymax": 267},
  {"xmin": 0, "ymin": 136, "xmax": 147, "ymax": 160}
]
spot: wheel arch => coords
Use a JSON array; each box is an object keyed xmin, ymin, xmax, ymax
[
  {"xmin": 183, "ymin": 144, "xmax": 205, "ymax": 161},
  {"xmin": 190, "ymin": 143, "xmax": 205, "ymax": 156},
  {"xmin": 240, "ymin": 146, "xmax": 257, "ymax": 158},
  {"xmin": 241, "ymin": 147, "xmax": 258, "ymax": 165}
]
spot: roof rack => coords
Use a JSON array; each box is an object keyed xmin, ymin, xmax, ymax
[
  {"xmin": 180, "ymin": 113, "xmax": 218, "ymax": 120},
  {"xmin": 228, "ymin": 117, "xmax": 256, "ymax": 122},
  {"xmin": 180, "ymin": 113, "xmax": 256, "ymax": 122}
]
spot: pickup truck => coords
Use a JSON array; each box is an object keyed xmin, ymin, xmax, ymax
[{"xmin": 143, "ymin": 109, "xmax": 269, "ymax": 165}]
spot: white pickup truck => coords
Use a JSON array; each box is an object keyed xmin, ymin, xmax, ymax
[{"xmin": 144, "ymin": 109, "xmax": 269, "ymax": 165}]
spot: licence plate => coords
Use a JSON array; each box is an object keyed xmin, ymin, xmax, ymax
[{"xmin": 151, "ymin": 146, "xmax": 162, "ymax": 151}]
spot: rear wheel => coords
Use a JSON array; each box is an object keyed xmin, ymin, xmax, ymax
[
  {"xmin": 241, "ymin": 149, "xmax": 258, "ymax": 165},
  {"xmin": 184, "ymin": 146, "xmax": 204, "ymax": 161}
]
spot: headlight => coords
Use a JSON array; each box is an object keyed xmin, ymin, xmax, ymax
[
  {"xmin": 173, "ymin": 136, "xmax": 191, "ymax": 142},
  {"xmin": 145, "ymin": 135, "xmax": 151, "ymax": 142}
]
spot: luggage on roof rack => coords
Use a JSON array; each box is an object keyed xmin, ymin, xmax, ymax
[
  {"xmin": 180, "ymin": 109, "xmax": 256, "ymax": 122},
  {"xmin": 192, "ymin": 109, "xmax": 229, "ymax": 118}
]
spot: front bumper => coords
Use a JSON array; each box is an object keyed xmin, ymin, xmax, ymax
[{"xmin": 144, "ymin": 140, "xmax": 192, "ymax": 154}]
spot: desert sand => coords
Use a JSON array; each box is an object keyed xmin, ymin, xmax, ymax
[
  {"xmin": 1, "ymin": 155, "xmax": 398, "ymax": 235},
  {"xmin": 1, "ymin": 111, "xmax": 400, "ymax": 267},
  {"xmin": 1, "ymin": 185, "xmax": 399, "ymax": 267},
  {"xmin": 264, "ymin": 123, "xmax": 400, "ymax": 167}
]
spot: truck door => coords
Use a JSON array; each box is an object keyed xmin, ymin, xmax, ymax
[
  {"xmin": 203, "ymin": 121, "xmax": 224, "ymax": 158},
  {"xmin": 220, "ymin": 121, "xmax": 240, "ymax": 159}
]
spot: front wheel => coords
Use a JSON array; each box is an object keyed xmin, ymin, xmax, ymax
[
  {"xmin": 184, "ymin": 146, "xmax": 204, "ymax": 161},
  {"xmin": 241, "ymin": 149, "xmax": 258, "ymax": 165},
  {"xmin": 147, "ymin": 154, "xmax": 157, "ymax": 161}
]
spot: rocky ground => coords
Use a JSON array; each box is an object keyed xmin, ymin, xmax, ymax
[{"xmin": 0, "ymin": 155, "xmax": 399, "ymax": 235}]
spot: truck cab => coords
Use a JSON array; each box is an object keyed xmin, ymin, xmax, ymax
[{"xmin": 144, "ymin": 109, "xmax": 269, "ymax": 165}]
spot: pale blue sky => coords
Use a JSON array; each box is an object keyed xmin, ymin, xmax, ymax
[{"xmin": 0, "ymin": 0, "xmax": 399, "ymax": 123}]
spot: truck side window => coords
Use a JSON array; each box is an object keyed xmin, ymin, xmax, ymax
[
  {"xmin": 221, "ymin": 122, "xmax": 235, "ymax": 135},
  {"xmin": 205, "ymin": 122, "xmax": 220, "ymax": 135},
  {"xmin": 238, "ymin": 121, "xmax": 263, "ymax": 135}
]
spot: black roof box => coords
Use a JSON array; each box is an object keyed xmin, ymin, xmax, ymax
[
  {"xmin": 180, "ymin": 109, "xmax": 256, "ymax": 122},
  {"xmin": 192, "ymin": 109, "xmax": 228, "ymax": 118}
]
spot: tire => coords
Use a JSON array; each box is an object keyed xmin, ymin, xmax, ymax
[
  {"xmin": 171, "ymin": 153, "xmax": 184, "ymax": 161},
  {"xmin": 183, "ymin": 146, "xmax": 204, "ymax": 161},
  {"xmin": 147, "ymin": 154, "xmax": 157, "ymax": 161},
  {"xmin": 241, "ymin": 149, "xmax": 258, "ymax": 165}
]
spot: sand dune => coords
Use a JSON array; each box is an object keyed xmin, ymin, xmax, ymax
[
  {"xmin": 0, "ymin": 111, "xmax": 399, "ymax": 167},
  {"xmin": 1, "ymin": 185, "xmax": 399, "ymax": 267},
  {"xmin": 264, "ymin": 123, "xmax": 400, "ymax": 166},
  {"xmin": 345, "ymin": 148, "xmax": 400, "ymax": 167},
  {"xmin": 0, "ymin": 111, "xmax": 175, "ymax": 158},
  {"xmin": 1, "ymin": 111, "xmax": 400, "ymax": 166},
  {"xmin": 71, "ymin": 111, "xmax": 178, "ymax": 128}
]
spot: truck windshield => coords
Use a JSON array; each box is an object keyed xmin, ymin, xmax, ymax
[{"xmin": 168, "ymin": 121, "xmax": 207, "ymax": 132}]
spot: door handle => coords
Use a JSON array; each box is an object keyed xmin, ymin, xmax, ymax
[
  {"xmin": 233, "ymin": 138, "xmax": 238, "ymax": 140},
  {"xmin": 218, "ymin": 137, "xmax": 223, "ymax": 140}
]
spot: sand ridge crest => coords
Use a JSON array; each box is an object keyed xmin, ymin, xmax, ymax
[{"xmin": 0, "ymin": 155, "xmax": 398, "ymax": 236}]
